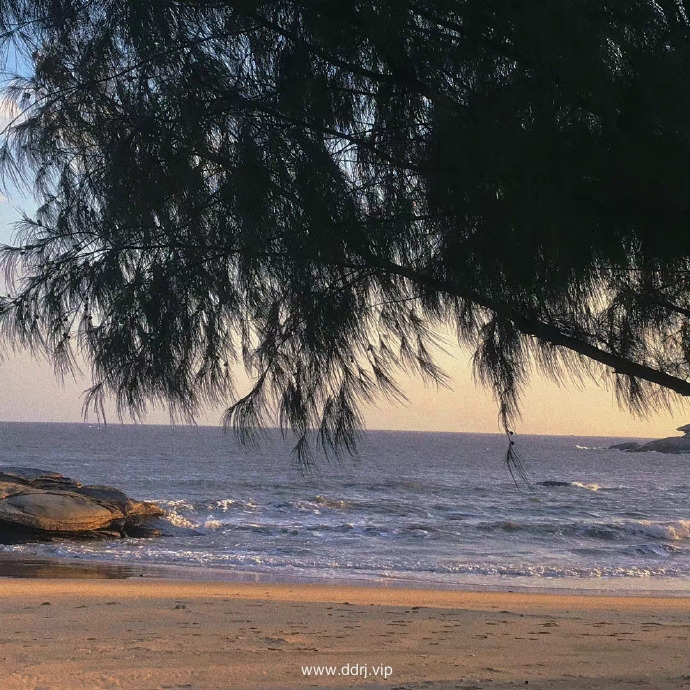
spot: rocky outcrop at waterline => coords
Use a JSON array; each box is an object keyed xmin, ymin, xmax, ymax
[
  {"xmin": 610, "ymin": 424, "xmax": 690, "ymax": 454},
  {"xmin": 0, "ymin": 467, "xmax": 165, "ymax": 543}
]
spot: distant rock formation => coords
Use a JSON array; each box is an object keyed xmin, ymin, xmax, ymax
[
  {"xmin": 609, "ymin": 441, "xmax": 643, "ymax": 451},
  {"xmin": 609, "ymin": 424, "xmax": 690, "ymax": 454},
  {"xmin": 0, "ymin": 467, "xmax": 165, "ymax": 543}
]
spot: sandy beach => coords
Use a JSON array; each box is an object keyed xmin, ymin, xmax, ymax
[{"xmin": 0, "ymin": 575, "xmax": 688, "ymax": 689}]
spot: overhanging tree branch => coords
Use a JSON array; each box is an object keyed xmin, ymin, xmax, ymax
[{"xmin": 0, "ymin": 0, "xmax": 689, "ymax": 457}]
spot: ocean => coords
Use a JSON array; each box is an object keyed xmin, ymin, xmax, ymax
[{"xmin": 1, "ymin": 422, "xmax": 689, "ymax": 593}]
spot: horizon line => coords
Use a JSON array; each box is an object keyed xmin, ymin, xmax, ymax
[{"xmin": 0, "ymin": 418, "xmax": 662, "ymax": 440}]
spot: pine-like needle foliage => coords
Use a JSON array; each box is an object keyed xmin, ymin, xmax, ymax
[{"xmin": 0, "ymin": 1, "xmax": 690, "ymax": 464}]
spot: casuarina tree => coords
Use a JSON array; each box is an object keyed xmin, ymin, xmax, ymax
[{"xmin": 0, "ymin": 1, "xmax": 689, "ymax": 470}]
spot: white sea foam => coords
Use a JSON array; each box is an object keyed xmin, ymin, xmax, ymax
[
  {"xmin": 571, "ymin": 482, "xmax": 602, "ymax": 491},
  {"xmin": 164, "ymin": 511, "xmax": 198, "ymax": 529},
  {"xmin": 435, "ymin": 562, "xmax": 678, "ymax": 578},
  {"xmin": 632, "ymin": 519, "xmax": 690, "ymax": 541},
  {"xmin": 293, "ymin": 495, "xmax": 350, "ymax": 512},
  {"xmin": 314, "ymin": 495, "xmax": 349, "ymax": 509},
  {"xmin": 203, "ymin": 518, "xmax": 224, "ymax": 530},
  {"xmin": 159, "ymin": 498, "xmax": 195, "ymax": 511}
]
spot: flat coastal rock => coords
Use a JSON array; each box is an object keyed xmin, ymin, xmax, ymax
[
  {"xmin": 0, "ymin": 491, "xmax": 119, "ymax": 532},
  {"xmin": 0, "ymin": 467, "xmax": 165, "ymax": 543}
]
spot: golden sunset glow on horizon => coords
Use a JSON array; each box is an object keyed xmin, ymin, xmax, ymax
[{"xmin": 0, "ymin": 345, "xmax": 687, "ymax": 439}]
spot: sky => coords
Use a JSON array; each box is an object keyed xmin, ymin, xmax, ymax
[
  {"xmin": 0, "ymin": 324, "xmax": 687, "ymax": 438},
  {"xmin": 0, "ymin": 117, "xmax": 686, "ymax": 439}
]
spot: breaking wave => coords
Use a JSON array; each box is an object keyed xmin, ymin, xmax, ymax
[{"xmin": 477, "ymin": 518, "xmax": 690, "ymax": 542}]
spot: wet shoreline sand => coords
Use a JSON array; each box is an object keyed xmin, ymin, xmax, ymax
[
  {"xmin": 2, "ymin": 552, "xmax": 689, "ymax": 595},
  {"xmin": 2, "ymin": 565, "xmax": 690, "ymax": 689}
]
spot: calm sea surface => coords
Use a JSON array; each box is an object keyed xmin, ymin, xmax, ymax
[{"xmin": 1, "ymin": 422, "xmax": 689, "ymax": 593}]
